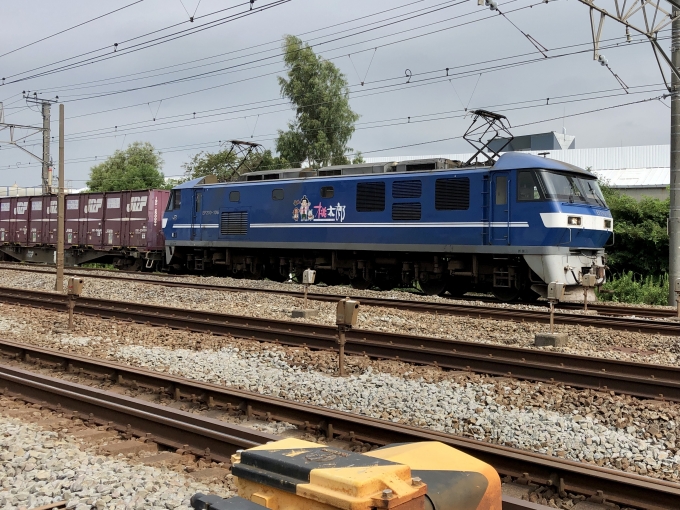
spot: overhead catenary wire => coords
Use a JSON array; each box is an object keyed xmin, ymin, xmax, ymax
[
  {"xmin": 1, "ymin": 0, "xmax": 291, "ymax": 84},
  {"xmin": 0, "ymin": 0, "xmax": 145, "ymax": 61},
  {"xmin": 3, "ymin": 92, "xmax": 668, "ymax": 175},
  {"xmin": 19, "ymin": 0, "xmax": 432, "ymax": 96}
]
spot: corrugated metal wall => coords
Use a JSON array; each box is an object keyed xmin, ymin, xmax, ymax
[{"xmin": 365, "ymin": 145, "xmax": 670, "ymax": 171}]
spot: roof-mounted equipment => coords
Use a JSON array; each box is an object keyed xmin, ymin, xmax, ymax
[{"xmin": 463, "ymin": 110, "xmax": 514, "ymax": 166}]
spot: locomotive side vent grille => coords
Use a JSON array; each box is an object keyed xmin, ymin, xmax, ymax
[
  {"xmin": 392, "ymin": 202, "xmax": 421, "ymax": 221},
  {"xmin": 392, "ymin": 180, "xmax": 422, "ymax": 198},
  {"xmin": 356, "ymin": 182, "xmax": 385, "ymax": 212},
  {"xmin": 220, "ymin": 211, "xmax": 248, "ymax": 235},
  {"xmin": 435, "ymin": 178, "xmax": 470, "ymax": 210}
]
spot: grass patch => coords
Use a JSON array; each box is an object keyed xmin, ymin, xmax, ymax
[{"xmin": 597, "ymin": 272, "xmax": 669, "ymax": 305}]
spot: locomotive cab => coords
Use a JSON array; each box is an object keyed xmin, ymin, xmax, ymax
[{"xmin": 490, "ymin": 153, "xmax": 612, "ymax": 300}]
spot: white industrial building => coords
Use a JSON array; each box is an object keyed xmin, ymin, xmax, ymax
[{"xmin": 365, "ymin": 143, "xmax": 670, "ymax": 201}]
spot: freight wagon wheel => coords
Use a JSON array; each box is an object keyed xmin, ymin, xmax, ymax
[
  {"xmin": 492, "ymin": 287, "xmax": 520, "ymax": 302},
  {"xmin": 419, "ymin": 279, "xmax": 447, "ymax": 296}
]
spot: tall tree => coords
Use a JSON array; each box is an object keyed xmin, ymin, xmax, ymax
[
  {"xmin": 87, "ymin": 142, "xmax": 165, "ymax": 191},
  {"xmin": 600, "ymin": 183, "xmax": 669, "ymax": 276},
  {"xmin": 276, "ymin": 35, "xmax": 359, "ymax": 168},
  {"xmin": 182, "ymin": 149, "xmax": 289, "ymax": 181}
]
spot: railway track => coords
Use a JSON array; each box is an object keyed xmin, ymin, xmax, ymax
[
  {"xmin": 2, "ymin": 285, "xmax": 680, "ymax": 402},
  {"xmin": 1, "ymin": 341, "xmax": 678, "ymax": 510},
  {"xmin": 1, "ymin": 263, "xmax": 679, "ymax": 328}
]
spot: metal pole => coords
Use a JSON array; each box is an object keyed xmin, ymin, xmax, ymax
[
  {"xmin": 304, "ymin": 284, "xmax": 308, "ymax": 308},
  {"xmin": 68, "ymin": 296, "xmax": 74, "ymax": 330},
  {"xmin": 338, "ymin": 326, "xmax": 346, "ymax": 377},
  {"xmin": 549, "ymin": 301, "xmax": 555, "ymax": 334},
  {"xmin": 41, "ymin": 102, "xmax": 51, "ymax": 194},
  {"xmin": 670, "ymin": 10, "xmax": 680, "ymax": 305},
  {"xmin": 55, "ymin": 104, "xmax": 64, "ymax": 292}
]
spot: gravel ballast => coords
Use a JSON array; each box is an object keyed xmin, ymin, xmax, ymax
[
  {"xmin": 0, "ymin": 268, "xmax": 679, "ymax": 366},
  {"xmin": 0, "ymin": 411, "xmax": 233, "ymax": 510},
  {"xmin": 1, "ymin": 304, "xmax": 680, "ymax": 483}
]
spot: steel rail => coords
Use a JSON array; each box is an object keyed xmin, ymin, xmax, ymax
[
  {"xmin": 0, "ymin": 263, "xmax": 677, "ymax": 324},
  {"xmin": 0, "ymin": 343, "xmax": 678, "ymax": 510},
  {"xmin": 2, "ymin": 286, "xmax": 680, "ymax": 402},
  {"xmin": 0, "ymin": 363, "xmax": 276, "ymax": 464}
]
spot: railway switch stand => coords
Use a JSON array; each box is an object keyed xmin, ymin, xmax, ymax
[
  {"xmin": 66, "ymin": 277, "xmax": 83, "ymax": 331},
  {"xmin": 336, "ymin": 297, "xmax": 359, "ymax": 376},
  {"xmin": 291, "ymin": 269, "xmax": 318, "ymax": 318},
  {"xmin": 535, "ymin": 282, "xmax": 568, "ymax": 347},
  {"xmin": 581, "ymin": 273, "xmax": 597, "ymax": 312},
  {"xmin": 302, "ymin": 269, "xmax": 315, "ymax": 308}
]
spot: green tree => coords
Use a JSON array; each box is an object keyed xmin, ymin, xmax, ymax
[
  {"xmin": 182, "ymin": 149, "xmax": 289, "ymax": 181},
  {"xmin": 276, "ymin": 35, "xmax": 360, "ymax": 168},
  {"xmin": 87, "ymin": 142, "xmax": 165, "ymax": 191},
  {"xmin": 600, "ymin": 183, "xmax": 669, "ymax": 276}
]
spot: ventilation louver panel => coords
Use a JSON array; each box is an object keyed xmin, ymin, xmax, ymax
[
  {"xmin": 392, "ymin": 180, "xmax": 422, "ymax": 198},
  {"xmin": 220, "ymin": 211, "xmax": 248, "ymax": 235},
  {"xmin": 356, "ymin": 182, "xmax": 385, "ymax": 212},
  {"xmin": 435, "ymin": 178, "xmax": 470, "ymax": 210},
  {"xmin": 392, "ymin": 202, "xmax": 421, "ymax": 221}
]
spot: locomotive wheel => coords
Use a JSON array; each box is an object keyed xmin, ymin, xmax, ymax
[
  {"xmin": 519, "ymin": 287, "xmax": 540, "ymax": 302},
  {"xmin": 445, "ymin": 278, "xmax": 470, "ymax": 298},
  {"xmin": 492, "ymin": 287, "xmax": 520, "ymax": 302},
  {"xmin": 419, "ymin": 279, "xmax": 447, "ymax": 296},
  {"xmin": 265, "ymin": 266, "xmax": 287, "ymax": 282}
]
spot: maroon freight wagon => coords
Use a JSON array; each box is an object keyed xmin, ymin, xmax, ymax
[{"xmin": 0, "ymin": 189, "xmax": 170, "ymax": 268}]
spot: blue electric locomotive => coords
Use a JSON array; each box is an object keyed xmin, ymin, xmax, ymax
[{"xmin": 162, "ymin": 151, "xmax": 612, "ymax": 300}]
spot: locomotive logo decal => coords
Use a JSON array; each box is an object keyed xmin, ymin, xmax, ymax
[
  {"xmin": 84, "ymin": 198, "xmax": 102, "ymax": 213},
  {"xmin": 292, "ymin": 195, "xmax": 346, "ymax": 223},
  {"xmin": 127, "ymin": 196, "xmax": 148, "ymax": 212},
  {"xmin": 14, "ymin": 201, "xmax": 28, "ymax": 215}
]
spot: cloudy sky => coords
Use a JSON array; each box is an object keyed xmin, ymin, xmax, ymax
[{"xmin": 0, "ymin": 0, "xmax": 670, "ymax": 189}]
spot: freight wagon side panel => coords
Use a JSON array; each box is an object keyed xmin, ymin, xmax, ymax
[
  {"xmin": 145, "ymin": 190, "xmax": 169, "ymax": 250},
  {"xmin": 0, "ymin": 197, "xmax": 10, "ymax": 243},
  {"xmin": 46, "ymin": 197, "xmax": 58, "ymax": 246},
  {"xmin": 104, "ymin": 193, "xmax": 123, "ymax": 249},
  {"xmin": 65, "ymin": 195, "xmax": 81, "ymax": 247},
  {"xmin": 127, "ymin": 190, "xmax": 151, "ymax": 248},
  {"xmin": 12, "ymin": 197, "xmax": 29, "ymax": 245},
  {"xmin": 83, "ymin": 193, "xmax": 105, "ymax": 249},
  {"xmin": 28, "ymin": 197, "xmax": 44, "ymax": 246}
]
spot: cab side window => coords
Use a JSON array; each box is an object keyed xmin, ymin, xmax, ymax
[
  {"xmin": 517, "ymin": 171, "xmax": 543, "ymax": 201},
  {"xmin": 166, "ymin": 189, "xmax": 182, "ymax": 211}
]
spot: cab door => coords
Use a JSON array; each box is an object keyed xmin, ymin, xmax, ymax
[
  {"xmin": 491, "ymin": 172, "xmax": 510, "ymax": 245},
  {"xmin": 191, "ymin": 190, "xmax": 203, "ymax": 241}
]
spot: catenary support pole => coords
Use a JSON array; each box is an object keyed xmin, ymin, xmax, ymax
[
  {"xmin": 55, "ymin": 104, "xmax": 64, "ymax": 292},
  {"xmin": 671, "ymin": 10, "xmax": 680, "ymax": 305},
  {"xmin": 41, "ymin": 102, "xmax": 51, "ymax": 194}
]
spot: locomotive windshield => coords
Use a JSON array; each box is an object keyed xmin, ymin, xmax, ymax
[{"xmin": 537, "ymin": 170, "xmax": 607, "ymax": 207}]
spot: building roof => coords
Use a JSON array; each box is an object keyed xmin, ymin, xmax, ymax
[{"xmin": 365, "ymin": 145, "xmax": 670, "ymax": 188}]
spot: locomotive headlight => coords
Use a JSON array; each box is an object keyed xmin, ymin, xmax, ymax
[
  {"xmin": 567, "ymin": 216, "xmax": 582, "ymax": 226},
  {"xmin": 604, "ymin": 219, "xmax": 612, "ymax": 229}
]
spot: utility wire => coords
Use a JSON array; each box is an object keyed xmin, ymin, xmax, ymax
[
  {"xmin": 0, "ymin": 1, "xmax": 145, "ymax": 61},
  {"xmin": 2, "ymin": 1, "xmax": 287, "ymax": 83},
  {"xmin": 2, "ymin": 92, "xmax": 667, "ymax": 174}
]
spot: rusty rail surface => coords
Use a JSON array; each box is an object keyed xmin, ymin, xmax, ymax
[
  {"xmin": 1, "ymin": 263, "xmax": 678, "ymax": 323},
  {"xmin": 0, "ymin": 342, "xmax": 678, "ymax": 510},
  {"xmin": 1, "ymin": 286, "xmax": 680, "ymax": 402}
]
